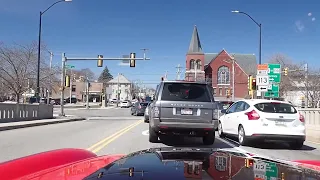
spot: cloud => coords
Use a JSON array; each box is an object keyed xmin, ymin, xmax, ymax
[
  {"xmin": 295, "ymin": 20, "xmax": 305, "ymax": 32},
  {"xmin": 312, "ymin": 17, "xmax": 316, "ymax": 21},
  {"xmin": 308, "ymin": 12, "xmax": 312, "ymax": 16}
]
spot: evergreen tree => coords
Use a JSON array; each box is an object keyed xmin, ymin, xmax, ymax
[{"xmin": 98, "ymin": 66, "xmax": 113, "ymax": 85}]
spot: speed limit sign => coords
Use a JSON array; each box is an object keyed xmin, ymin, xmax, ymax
[{"xmin": 256, "ymin": 75, "xmax": 269, "ymax": 86}]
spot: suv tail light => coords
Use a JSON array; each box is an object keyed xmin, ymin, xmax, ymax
[
  {"xmin": 245, "ymin": 110, "xmax": 260, "ymax": 120},
  {"xmin": 299, "ymin": 113, "xmax": 305, "ymax": 123}
]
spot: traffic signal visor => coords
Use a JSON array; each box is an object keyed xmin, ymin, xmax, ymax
[
  {"xmin": 248, "ymin": 76, "xmax": 253, "ymax": 91},
  {"xmin": 97, "ymin": 55, "xmax": 103, "ymax": 67},
  {"xmin": 130, "ymin": 53, "xmax": 136, "ymax": 67},
  {"xmin": 251, "ymin": 78, "xmax": 257, "ymax": 90},
  {"xmin": 65, "ymin": 75, "xmax": 70, "ymax": 87},
  {"xmin": 284, "ymin": 67, "xmax": 288, "ymax": 76}
]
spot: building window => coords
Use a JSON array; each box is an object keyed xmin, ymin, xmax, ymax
[
  {"xmin": 190, "ymin": 59, "xmax": 195, "ymax": 70},
  {"xmin": 219, "ymin": 88, "xmax": 222, "ymax": 96},
  {"xmin": 196, "ymin": 60, "xmax": 201, "ymax": 70},
  {"xmin": 213, "ymin": 88, "xmax": 216, "ymax": 95},
  {"xmin": 72, "ymin": 85, "xmax": 76, "ymax": 92},
  {"xmin": 217, "ymin": 66, "xmax": 230, "ymax": 84}
]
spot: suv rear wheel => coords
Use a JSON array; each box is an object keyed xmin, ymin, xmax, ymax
[
  {"xmin": 203, "ymin": 131, "xmax": 215, "ymax": 145},
  {"xmin": 149, "ymin": 125, "xmax": 158, "ymax": 143}
]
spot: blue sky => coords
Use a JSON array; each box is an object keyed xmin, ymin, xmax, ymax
[{"xmin": 0, "ymin": 0, "xmax": 319, "ymax": 88}]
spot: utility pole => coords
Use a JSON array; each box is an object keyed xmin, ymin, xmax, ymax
[
  {"xmin": 117, "ymin": 73, "xmax": 120, "ymax": 107},
  {"xmin": 69, "ymin": 68, "xmax": 73, "ymax": 104},
  {"xmin": 47, "ymin": 51, "xmax": 53, "ymax": 104},
  {"xmin": 140, "ymin": 48, "xmax": 149, "ymax": 60},
  {"xmin": 60, "ymin": 53, "xmax": 66, "ymax": 116},
  {"xmin": 165, "ymin": 71, "xmax": 168, "ymax": 80},
  {"xmin": 86, "ymin": 76, "xmax": 89, "ymax": 109},
  {"xmin": 176, "ymin": 64, "xmax": 182, "ymax": 80},
  {"xmin": 305, "ymin": 63, "xmax": 309, "ymax": 107},
  {"xmin": 232, "ymin": 57, "xmax": 235, "ymax": 101}
]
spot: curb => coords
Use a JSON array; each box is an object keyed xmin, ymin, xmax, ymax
[{"xmin": 0, "ymin": 117, "xmax": 86, "ymax": 131}]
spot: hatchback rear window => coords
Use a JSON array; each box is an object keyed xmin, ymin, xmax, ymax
[
  {"xmin": 254, "ymin": 102, "xmax": 297, "ymax": 114},
  {"xmin": 161, "ymin": 83, "xmax": 211, "ymax": 102}
]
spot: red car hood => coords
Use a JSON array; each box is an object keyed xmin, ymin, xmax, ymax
[
  {"xmin": 0, "ymin": 148, "xmax": 319, "ymax": 180},
  {"xmin": 0, "ymin": 149, "xmax": 124, "ymax": 180}
]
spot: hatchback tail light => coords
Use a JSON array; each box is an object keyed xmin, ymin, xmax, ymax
[
  {"xmin": 245, "ymin": 110, "xmax": 260, "ymax": 120},
  {"xmin": 299, "ymin": 113, "xmax": 305, "ymax": 123}
]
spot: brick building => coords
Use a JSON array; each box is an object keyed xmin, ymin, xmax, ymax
[
  {"xmin": 51, "ymin": 80, "xmax": 103, "ymax": 102},
  {"xmin": 185, "ymin": 26, "xmax": 257, "ymax": 99}
]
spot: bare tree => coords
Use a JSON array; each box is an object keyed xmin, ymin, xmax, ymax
[
  {"xmin": 266, "ymin": 54, "xmax": 301, "ymax": 96},
  {"xmin": 71, "ymin": 68, "xmax": 95, "ymax": 81},
  {"xmin": 0, "ymin": 42, "xmax": 58, "ymax": 103}
]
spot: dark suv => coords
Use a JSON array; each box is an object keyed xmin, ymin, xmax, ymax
[{"xmin": 148, "ymin": 81, "xmax": 218, "ymax": 145}]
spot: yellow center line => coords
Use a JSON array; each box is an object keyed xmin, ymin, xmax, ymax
[{"xmin": 87, "ymin": 120, "xmax": 143, "ymax": 152}]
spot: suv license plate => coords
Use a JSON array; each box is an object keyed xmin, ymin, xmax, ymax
[{"xmin": 181, "ymin": 109, "xmax": 193, "ymax": 115}]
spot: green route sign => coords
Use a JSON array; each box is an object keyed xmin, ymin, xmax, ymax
[
  {"xmin": 264, "ymin": 64, "xmax": 281, "ymax": 98},
  {"xmin": 265, "ymin": 84, "xmax": 279, "ymax": 98},
  {"xmin": 267, "ymin": 64, "xmax": 281, "ymax": 83},
  {"xmin": 265, "ymin": 162, "xmax": 278, "ymax": 180}
]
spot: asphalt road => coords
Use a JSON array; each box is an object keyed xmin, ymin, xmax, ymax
[{"xmin": 0, "ymin": 107, "xmax": 320, "ymax": 163}]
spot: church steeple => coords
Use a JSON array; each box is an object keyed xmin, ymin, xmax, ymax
[{"xmin": 187, "ymin": 25, "xmax": 203, "ymax": 54}]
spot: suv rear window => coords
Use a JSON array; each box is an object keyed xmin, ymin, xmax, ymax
[
  {"xmin": 161, "ymin": 83, "xmax": 211, "ymax": 102},
  {"xmin": 254, "ymin": 102, "xmax": 297, "ymax": 114}
]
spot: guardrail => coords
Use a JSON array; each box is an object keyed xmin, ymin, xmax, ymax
[
  {"xmin": 298, "ymin": 108, "xmax": 320, "ymax": 143},
  {"xmin": 0, "ymin": 103, "xmax": 53, "ymax": 123}
]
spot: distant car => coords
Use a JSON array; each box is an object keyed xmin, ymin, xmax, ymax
[
  {"xmin": 218, "ymin": 99, "xmax": 306, "ymax": 149},
  {"xmin": 148, "ymin": 81, "xmax": 218, "ymax": 145},
  {"xmin": 120, "ymin": 101, "xmax": 131, "ymax": 108},
  {"xmin": 144, "ymin": 102, "xmax": 151, "ymax": 123},
  {"xmin": 131, "ymin": 102, "xmax": 149, "ymax": 116}
]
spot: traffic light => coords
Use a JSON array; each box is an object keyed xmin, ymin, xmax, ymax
[
  {"xmin": 284, "ymin": 67, "xmax": 288, "ymax": 76},
  {"xmin": 248, "ymin": 75, "xmax": 252, "ymax": 90},
  {"xmin": 65, "ymin": 75, "xmax": 70, "ymax": 87},
  {"xmin": 130, "ymin": 53, "xmax": 136, "ymax": 67},
  {"xmin": 251, "ymin": 78, "xmax": 257, "ymax": 90},
  {"xmin": 97, "ymin": 55, "xmax": 103, "ymax": 67}
]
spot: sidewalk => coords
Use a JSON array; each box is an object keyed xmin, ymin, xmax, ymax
[{"xmin": 0, "ymin": 116, "xmax": 86, "ymax": 131}]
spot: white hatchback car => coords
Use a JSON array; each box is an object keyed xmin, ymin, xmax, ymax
[{"xmin": 218, "ymin": 99, "xmax": 305, "ymax": 149}]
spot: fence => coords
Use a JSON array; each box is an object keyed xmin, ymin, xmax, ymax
[
  {"xmin": 298, "ymin": 108, "xmax": 320, "ymax": 143},
  {"xmin": 0, "ymin": 103, "xmax": 53, "ymax": 123}
]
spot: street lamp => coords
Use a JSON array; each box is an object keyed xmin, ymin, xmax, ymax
[
  {"xmin": 231, "ymin": 10, "xmax": 262, "ymax": 65},
  {"xmin": 36, "ymin": 0, "xmax": 72, "ymax": 102}
]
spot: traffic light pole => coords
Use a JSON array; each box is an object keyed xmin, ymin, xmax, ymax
[{"xmin": 59, "ymin": 52, "xmax": 150, "ymax": 116}]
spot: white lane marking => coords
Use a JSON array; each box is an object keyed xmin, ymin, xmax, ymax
[{"xmin": 142, "ymin": 130, "xmax": 149, "ymax": 136}]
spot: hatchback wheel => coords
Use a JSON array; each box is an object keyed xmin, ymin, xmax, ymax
[
  {"xmin": 238, "ymin": 125, "xmax": 249, "ymax": 146},
  {"xmin": 218, "ymin": 122, "xmax": 225, "ymax": 138}
]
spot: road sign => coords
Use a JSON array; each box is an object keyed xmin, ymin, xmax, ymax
[
  {"xmin": 65, "ymin": 64, "xmax": 75, "ymax": 68},
  {"xmin": 264, "ymin": 84, "xmax": 279, "ymax": 98},
  {"xmin": 257, "ymin": 64, "xmax": 269, "ymax": 75},
  {"xmin": 258, "ymin": 86, "xmax": 268, "ymax": 92},
  {"xmin": 257, "ymin": 70, "xmax": 268, "ymax": 75},
  {"xmin": 256, "ymin": 75, "xmax": 269, "ymax": 86},
  {"xmin": 267, "ymin": 64, "xmax": 281, "ymax": 83}
]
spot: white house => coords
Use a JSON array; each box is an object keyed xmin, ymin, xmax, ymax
[{"xmin": 107, "ymin": 74, "xmax": 132, "ymax": 101}]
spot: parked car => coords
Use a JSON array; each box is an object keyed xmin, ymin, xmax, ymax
[
  {"xmin": 131, "ymin": 102, "xmax": 149, "ymax": 116},
  {"xmin": 218, "ymin": 99, "xmax": 306, "ymax": 149},
  {"xmin": 120, "ymin": 101, "xmax": 131, "ymax": 108},
  {"xmin": 148, "ymin": 81, "xmax": 218, "ymax": 145},
  {"xmin": 144, "ymin": 102, "xmax": 152, "ymax": 123}
]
